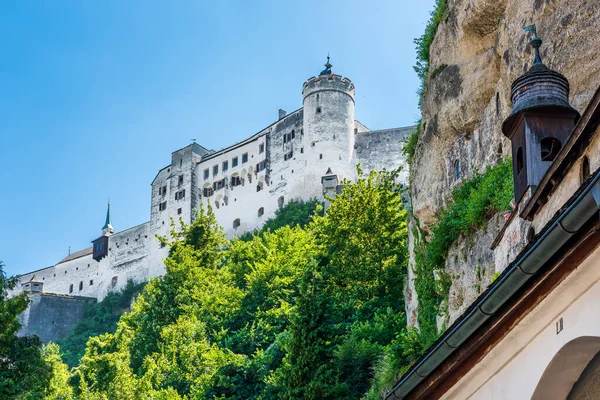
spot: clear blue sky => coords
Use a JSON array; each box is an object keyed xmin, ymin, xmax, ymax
[{"xmin": 0, "ymin": 1, "xmax": 433, "ymax": 276}]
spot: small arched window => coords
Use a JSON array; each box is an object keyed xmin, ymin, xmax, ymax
[
  {"xmin": 79, "ymin": 281, "xmax": 83, "ymax": 291},
  {"xmin": 258, "ymin": 207, "xmax": 264, "ymax": 217},
  {"xmin": 516, "ymin": 147, "xmax": 524, "ymax": 174},
  {"xmin": 495, "ymin": 92, "xmax": 500, "ymax": 116},
  {"xmin": 233, "ymin": 218, "xmax": 240, "ymax": 229},
  {"xmin": 69, "ymin": 284, "xmax": 73, "ymax": 294},
  {"xmin": 582, "ymin": 156, "xmax": 591, "ymax": 184},
  {"xmin": 454, "ymin": 160, "xmax": 460, "ymax": 180},
  {"xmin": 541, "ymin": 137, "xmax": 562, "ymax": 162},
  {"xmin": 527, "ymin": 226, "xmax": 535, "ymax": 243},
  {"xmin": 278, "ymin": 196, "xmax": 285, "ymax": 209}
]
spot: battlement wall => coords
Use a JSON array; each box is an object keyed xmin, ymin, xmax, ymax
[{"xmin": 18, "ymin": 292, "xmax": 96, "ymax": 343}]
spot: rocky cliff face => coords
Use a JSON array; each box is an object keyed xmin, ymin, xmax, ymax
[{"xmin": 407, "ymin": 0, "xmax": 600, "ymax": 328}]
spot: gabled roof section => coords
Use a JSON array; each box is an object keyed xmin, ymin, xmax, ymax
[{"xmin": 57, "ymin": 247, "xmax": 93, "ymax": 264}]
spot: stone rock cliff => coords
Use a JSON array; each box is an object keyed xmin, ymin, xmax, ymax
[{"xmin": 407, "ymin": 0, "xmax": 600, "ymax": 328}]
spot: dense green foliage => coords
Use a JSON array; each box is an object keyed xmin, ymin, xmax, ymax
[
  {"xmin": 42, "ymin": 343, "xmax": 73, "ymax": 400},
  {"xmin": 239, "ymin": 198, "xmax": 320, "ymax": 240},
  {"xmin": 401, "ymin": 122, "xmax": 420, "ymax": 165},
  {"xmin": 57, "ymin": 281, "xmax": 146, "ymax": 368},
  {"xmin": 44, "ymin": 169, "xmax": 411, "ymax": 399},
  {"xmin": 413, "ymin": 159, "xmax": 514, "ymax": 342},
  {"xmin": 0, "ymin": 262, "xmax": 50, "ymax": 399}
]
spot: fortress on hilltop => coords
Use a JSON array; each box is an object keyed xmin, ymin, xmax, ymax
[{"xmin": 13, "ymin": 59, "xmax": 411, "ymax": 341}]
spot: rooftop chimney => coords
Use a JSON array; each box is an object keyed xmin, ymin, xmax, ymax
[{"xmin": 278, "ymin": 109, "xmax": 287, "ymax": 120}]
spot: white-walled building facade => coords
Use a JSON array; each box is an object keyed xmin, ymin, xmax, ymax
[{"xmin": 13, "ymin": 59, "xmax": 412, "ymax": 301}]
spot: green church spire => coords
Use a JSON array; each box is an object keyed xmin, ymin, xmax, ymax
[{"xmin": 102, "ymin": 201, "xmax": 114, "ymax": 235}]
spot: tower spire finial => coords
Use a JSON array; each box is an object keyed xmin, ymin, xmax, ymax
[
  {"xmin": 320, "ymin": 54, "xmax": 332, "ymax": 75},
  {"xmin": 102, "ymin": 200, "xmax": 114, "ymax": 235},
  {"xmin": 524, "ymin": 24, "xmax": 543, "ymax": 65}
]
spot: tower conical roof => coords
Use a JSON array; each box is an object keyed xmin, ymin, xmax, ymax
[
  {"xmin": 502, "ymin": 26, "xmax": 579, "ymax": 135},
  {"xmin": 102, "ymin": 202, "xmax": 114, "ymax": 234}
]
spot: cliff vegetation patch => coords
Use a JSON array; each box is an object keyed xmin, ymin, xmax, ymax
[{"xmin": 412, "ymin": 159, "xmax": 513, "ymax": 343}]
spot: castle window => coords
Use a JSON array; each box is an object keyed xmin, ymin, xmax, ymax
[
  {"xmin": 178, "ymin": 175, "xmax": 184, "ymax": 186},
  {"xmin": 258, "ymin": 207, "xmax": 264, "ymax": 217},
  {"xmin": 159, "ymin": 185, "xmax": 167, "ymax": 196},
  {"xmin": 242, "ymin": 153, "xmax": 248, "ymax": 163},
  {"xmin": 316, "ymin": 94, "xmax": 319, "ymax": 102},
  {"xmin": 278, "ymin": 196, "xmax": 284, "ymax": 209},
  {"xmin": 231, "ymin": 175, "xmax": 241, "ymax": 187},
  {"xmin": 516, "ymin": 147, "xmax": 524, "ymax": 173},
  {"xmin": 232, "ymin": 157, "xmax": 238, "ymax": 167},
  {"xmin": 582, "ymin": 156, "xmax": 591, "ymax": 184},
  {"xmin": 284, "ymin": 151, "xmax": 293, "ymax": 161},
  {"xmin": 69, "ymin": 284, "xmax": 73, "ymax": 293},
  {"xmin": 79, "ymin": 281, "xmax": 83, "ymax": 291},
  {"xmin": 177, "ymin": 208, "xmax": 182, "ymax": 215},
  {"xmin": 213, "ymin": 165, "xmax": 219, "ymax": 175},
  {"xmin": 233, "ymin": 218, "xmax": 240, "ymax": 229},
  {"xmin": 319, "ymin": 154, "xmax": 323, "ymax": 160},
  {"xmin": 301, "ymin": 147, "xmax": 304, "ymax": 154},
  {"xmin": 175, "ymin": 189, "xmax": 185, "ymax": 200},
  {"xmin": 541, "ymin": 137, "xmax": 561, "ymax": 162},
  {"xmin": 259, "ymin": 143, "xmax": 265, "ymax": 153},
  {"xmin": 317, "ymin": 107, "xmax": 322, "ymax": 113},
  {"xmin": 224, "ymin": 196, "xmax": 229, "ymax": 206},
  {"xmin": 222, "ymin": 160, "xmax": 228, "ymax": 171},
  {"xmin": 257, "ymin": 182, "xmax": 264, "ymax": 192},
  {"xmin": 203, "ymin": 186, "xmax": 214, "ymax": 197},
  {"xmin": 454, "ymin": 160, "xmax": 460, "ymax": 180},
  {"xmin": 89, "ymin": 280, "xmax": 94, "ymax": 286},
  {"xmin": 214, "ymin": 179, "xmax": 226, "ymax": 191},
  {"xmin": 159, "ymin": 201, "xmax": 167, "ymax": 211},
  {"xmin": 256, "ymin": 161, "xmax": 266, "ymax": 172},
  {"xmin": 180, "ymin": 159, "xmax": 182, "ymax": 167},
  {"xmin": 111, "ymin": 276, "xmax": 118, "ymax": 287},
  {"xmin": 204, "ymin": 169, "xmax": 209, "ymax": 180}
]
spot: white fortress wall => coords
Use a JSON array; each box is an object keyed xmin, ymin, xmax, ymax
[{"xmin": 12, "ymin": 62, "xmax": 412, "ymax": 303}]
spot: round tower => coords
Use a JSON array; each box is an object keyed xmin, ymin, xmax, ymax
[{"xmin": 302, "ymin": 57, "xmax": 356, "ymax": 198}]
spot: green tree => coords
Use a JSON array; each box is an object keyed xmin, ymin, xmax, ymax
[
  {"xmin": 0, "ymin": 261, "xmax": 50, "ymax": 399},
  {"xmin": 41, "ymin": 343, "xmax": 73, "ymax": 400}
]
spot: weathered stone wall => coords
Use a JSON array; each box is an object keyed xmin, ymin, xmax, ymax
[
  {"xmin": 354, "ymin": 127, "xmax": 413, "ymax": 183},
  {"xmin": 408, "ymin": 0, "xmax": 600, "ymax": 328},
  {"xmin": 18, "ymin": 292, "xmax": 95, "ymax": 343}
]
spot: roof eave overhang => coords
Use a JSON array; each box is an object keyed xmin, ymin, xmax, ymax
[{"xmin": 385, "ymin": 167, "xmax": 600, "ymax": 400}]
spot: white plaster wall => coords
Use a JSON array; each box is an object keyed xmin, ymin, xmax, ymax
[
  {"xmin": 12, "ymin": 253, "xmax": 101, "ymax": 298},
  {"xmin": 442, "ymin": 245, "xmax": 600, "ymax": 400},
  {"xmin": 196, "ymin": 129, "xmax": 271, "ymax": 237},
  {"xmin": 303, "ymin": 75, "xmax": 356, "ymax": 197}
]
